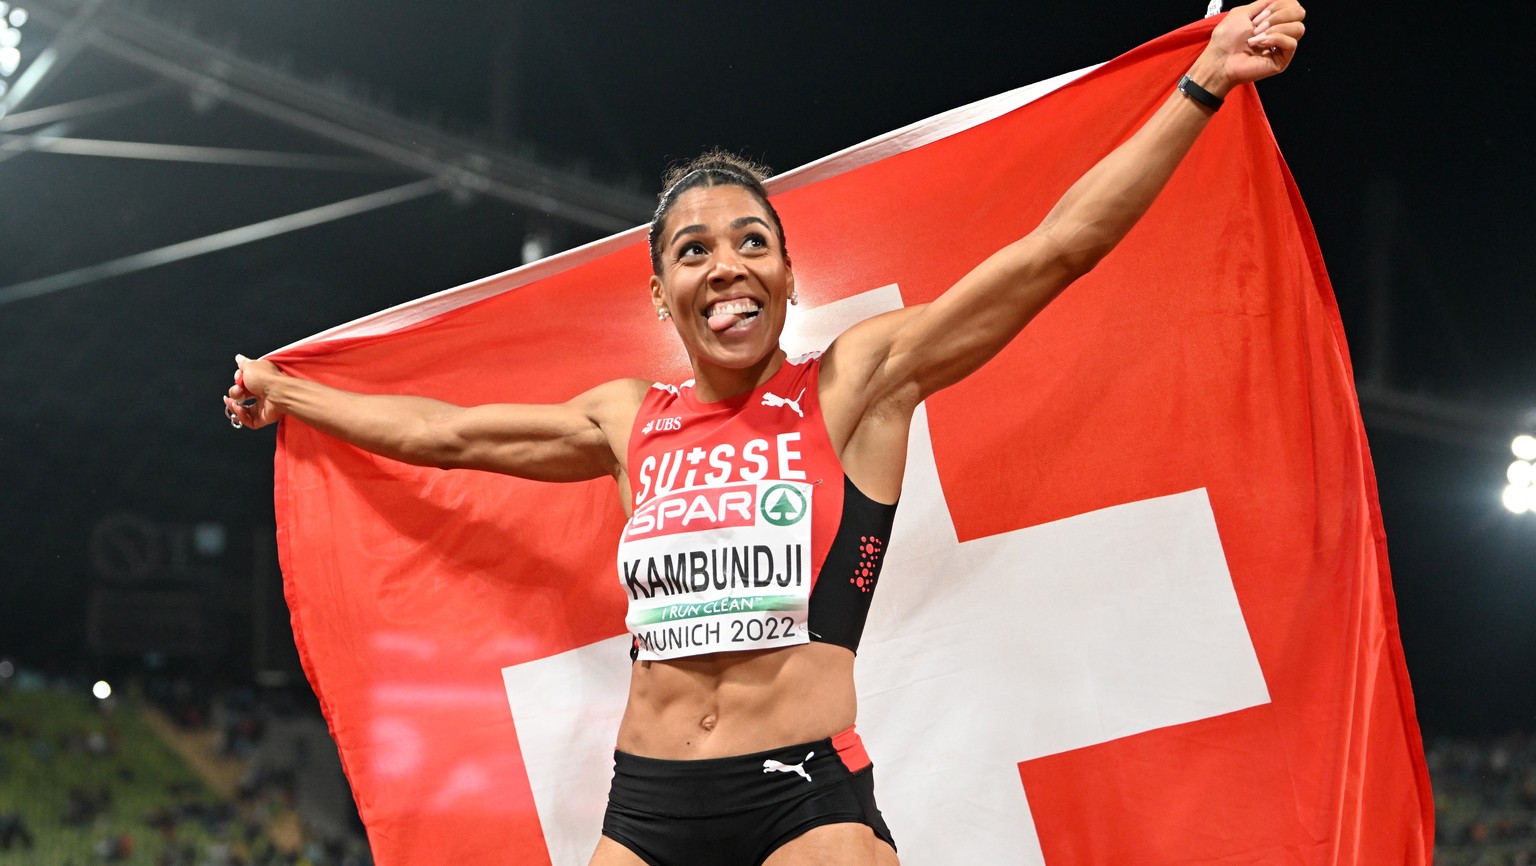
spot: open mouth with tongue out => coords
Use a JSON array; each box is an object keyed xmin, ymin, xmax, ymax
[{"xmin": 703, "ymin": 298, "xmax": 763, "ymax": 333}]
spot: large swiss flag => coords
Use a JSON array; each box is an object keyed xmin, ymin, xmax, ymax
[{"xmin": 267, "ymin": 16, "xmax": 1433, "ymax": 865}]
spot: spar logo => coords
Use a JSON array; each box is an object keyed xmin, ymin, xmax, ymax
[
  {"xmin": 760, "ymin": 484, "xmax": 807, "ymax": 526},
  {"xmin": 624, "ymin": 484, "xmax": 756, "ymax": 540}
]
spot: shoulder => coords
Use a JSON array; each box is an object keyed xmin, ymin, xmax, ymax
[
  {"xmin": 569, "ymin": 378, "xmax": 653, "ymax": 425},
  {"xmin": 571, "ymin": 377, "xmax": 652, "ymax": 404},
  {"xmin": 799, "ymin": 304, "xmax": 930, "ymax": 458},
  {"xmin": 817, "ymin": 304, "xmax": 929, "ymax": 405},
  {"xmin": 824, "ymin": 304, "xmax": 927, "ymax": 364}
]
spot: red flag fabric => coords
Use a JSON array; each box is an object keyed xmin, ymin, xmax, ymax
[{"xmin": 268, "ymin": 17, "xmax": 1432, "ymax": 865}]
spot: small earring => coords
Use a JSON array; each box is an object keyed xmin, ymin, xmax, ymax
[
  {"xmin": 657, "ymin": 308, "xmax": 671, "ymax": 321},
  {"xmin": 789, "ymin": 290, "xmax": 799, "ymax": 306}
]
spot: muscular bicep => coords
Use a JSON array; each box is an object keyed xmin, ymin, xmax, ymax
[
  {"xmin": 874, "ymin": 232, "xmax": 1081, "ymax": 402},
  {"xmin": 433, "ymin": 378, "xmax": 646, "ymax": 483},
  {"xmin": 441, "ymin": 403, "xmax": 613, "ymax": 480}
]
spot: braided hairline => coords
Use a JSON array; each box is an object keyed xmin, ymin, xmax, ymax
[{"xmin": 650, "ymin": 167, "xmax": 745, "ymax": 226}]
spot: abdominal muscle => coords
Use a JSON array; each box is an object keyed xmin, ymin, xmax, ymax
[{"xmin": 615, "ymin": 642, "xmax": 857, "ymax": 760}]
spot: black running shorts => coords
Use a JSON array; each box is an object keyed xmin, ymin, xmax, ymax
[{"xmin": 600, "ymin": 726, "xmax": 895, "ymax": 866}]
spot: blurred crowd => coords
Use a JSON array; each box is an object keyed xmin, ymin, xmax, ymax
[
  {"xmin": 0, "ymin": 665, "xmax": 369, "ymax": 866},
  {"xmin": 1431, "ymin": 731, "xmax": 1536, "ymax": 866}
]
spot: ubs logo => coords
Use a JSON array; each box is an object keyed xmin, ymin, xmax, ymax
[{"xmin": 641, "ymin": 417, "xmax": 683, "ymax": 435}]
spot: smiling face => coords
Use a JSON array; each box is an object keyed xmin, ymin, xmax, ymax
[{"xmin": 651, "ymin": 185, "xmax": 796, "ymax": 390}]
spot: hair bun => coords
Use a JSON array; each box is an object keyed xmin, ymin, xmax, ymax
[{"xmin": 660, "ymin": 148, "xmax": 773, "ymax": 192}]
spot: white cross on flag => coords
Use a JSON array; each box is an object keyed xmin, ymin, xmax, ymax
[{"xmin": 266, "ymin": 16, "xmax": 1433, "ymax": 865}]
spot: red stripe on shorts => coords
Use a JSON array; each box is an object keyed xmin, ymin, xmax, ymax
[{"xmin": 832, "ymin": 725, "xmax": 871, "ymax": 773}]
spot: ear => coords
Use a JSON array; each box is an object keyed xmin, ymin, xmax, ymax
[
  {"xmin": 650, "ymin": 273, "xmax": 667, "ymax": 317},
  {"xmin": 784, "ymin": 267, "xmax": 796, "ymax": 299}
]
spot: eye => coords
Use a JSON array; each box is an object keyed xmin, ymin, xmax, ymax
[
  {"xmin": 676, "ymin": 241, "xmax": 707, "ymax": 260},
  {"xmin": 740, "ymin": 232, "xmax": 769, "ymax": 252}
]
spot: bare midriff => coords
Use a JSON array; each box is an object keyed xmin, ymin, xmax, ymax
[{"xmin": 615, "ymin": 642, "xmax": 857, "ymax": 760}]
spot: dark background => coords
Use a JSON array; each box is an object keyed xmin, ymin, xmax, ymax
[{"xmin": 1, "ymin": 0, "xmax": 1531, "ymax": 738}]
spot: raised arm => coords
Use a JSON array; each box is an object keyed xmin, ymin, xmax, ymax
[
  {"xmin": 857, "ymin": 0, "xmax": 1305, "ymax": 406},
  {"xmin": 224, "ymin": 356, "xmax": 646, "ymax": 483}
]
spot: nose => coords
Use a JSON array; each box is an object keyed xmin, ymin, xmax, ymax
[{"xmin": 707, "ymin": 249, "xmax": 747, "ymax": 285}]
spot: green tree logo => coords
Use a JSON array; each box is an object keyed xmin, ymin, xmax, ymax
[{"xmin": 760, "ymin": 484, "xmax": 807, "ymax": 526}]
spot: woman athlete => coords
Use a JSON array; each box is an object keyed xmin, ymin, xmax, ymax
[{"xmin": 226, "ymin": 4, "xmax": 1305, "ymax": 863}]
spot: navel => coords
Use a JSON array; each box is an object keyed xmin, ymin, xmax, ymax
[{"xmin": 699, "ymin": 714, "xmax": 717, "ymax": 732}]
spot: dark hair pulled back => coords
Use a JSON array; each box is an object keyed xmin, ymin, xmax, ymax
[{"xmin": 647, "ymin": 149, "xmax": 788, "ymax": 275}]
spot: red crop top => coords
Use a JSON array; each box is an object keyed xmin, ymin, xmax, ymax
[{"xmin": 618, "ymin": 352, "xmax": 897, "ymax": 661}]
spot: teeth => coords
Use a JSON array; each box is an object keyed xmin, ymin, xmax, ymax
[{"xmin": 704, "ymin": 299, "xmax": 761, "ymax": 317}]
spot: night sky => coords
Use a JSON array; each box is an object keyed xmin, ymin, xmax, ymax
[{"xmin": 1, "ymin": 0, "xmax": 1532, "ymax": 738}]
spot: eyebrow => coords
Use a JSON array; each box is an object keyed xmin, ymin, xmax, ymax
[{"xmin": 668, "ymin": 216, "xmax": 772, "ymax": 247}]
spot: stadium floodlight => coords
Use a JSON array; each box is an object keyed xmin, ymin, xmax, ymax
[
  {"xmin": 1514, "ymin": 435, "xmax": 1536, "ymax": 462},
  {"xmin": 92, "ymin": 680, "xmax": 112, "ymax": 700},
  {"xmin": 1505, "ymin": 434, "xmax": 1536, "ymax": 515},
  {"xmin": 521, "ymin": 229, "xmax": 550, "ymax": 265},
  {"xmin": 1509, "ymin": 460, "xmax": 1535, "ymax": 487},
  {"xmin": 0, "ymin": 5, "xmax": 20, "ymax": 80}
]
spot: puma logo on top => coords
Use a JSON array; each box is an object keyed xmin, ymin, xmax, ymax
[
  {"xmin": 763, "ymin": 751, "xmax": 815, "ymax": 783},
  {"xmin": 761, "ymin": 388, "xmax": 806, "ymax": 418}
]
